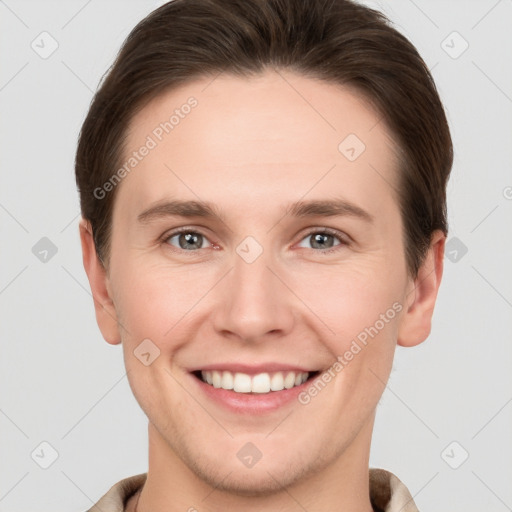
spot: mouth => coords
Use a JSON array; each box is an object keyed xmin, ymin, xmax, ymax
[{"xmin": 192, "ymin": 369, "xmax": 321, "ymax": 394}]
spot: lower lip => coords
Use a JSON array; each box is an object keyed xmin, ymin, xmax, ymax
[{"xmin": 189, "ymin": 373, "xmax": 315, "ymax": 414}]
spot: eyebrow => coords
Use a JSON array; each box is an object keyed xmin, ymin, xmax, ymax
[{"xmin": 137, "ymin": 198, "xmax": 374, "ymax": 224}]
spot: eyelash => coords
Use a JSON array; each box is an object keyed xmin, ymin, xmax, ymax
[
  {"xmin": 159, "ymin": 226, "xmax": 349, "ymax": 255},
  {"xmin": 297, "ymin": 227, "xmax": 349, "ymax": 254}
]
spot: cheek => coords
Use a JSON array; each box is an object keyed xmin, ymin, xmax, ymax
[
  {"xmin": 113, "ymin": 262, "xmax": 202, "ymax": 342},
  {"xmin": 115, "ymin": 267, "xmax": 193, "ymax": 412},
  {"xmin": 288, "ymin": 262, "xmax": 404, "ymax": 346}
]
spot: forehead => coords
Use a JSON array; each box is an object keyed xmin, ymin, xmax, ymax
[{"xmin": 116, "ymin": 69, "xmax": 400, "ymax": 223}]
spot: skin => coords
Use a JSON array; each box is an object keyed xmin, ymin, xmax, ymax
[{"xmin": 80, "ymin": 69, "xmax": 445, "ymax": 512}]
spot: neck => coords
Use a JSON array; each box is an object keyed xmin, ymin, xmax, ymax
[{"xmin": 135, "ymin": 418, "xmax": 375, "ymax": 512}]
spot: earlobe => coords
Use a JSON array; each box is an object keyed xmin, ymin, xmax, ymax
[
  {"xmin": 79, "ymin": 218, "xmax": 121, "ymax": 345},
  {"xmin": 397, "ymin": 230, "xmax": 446, "ymax": 347}
]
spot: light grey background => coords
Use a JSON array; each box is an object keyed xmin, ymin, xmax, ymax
[{"xmin": 1, "ymin": 0, "xmax": 511, "ymax": 510}]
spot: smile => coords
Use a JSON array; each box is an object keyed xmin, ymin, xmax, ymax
[
  {"xmin": 197, "ymin": 370, "xmax": 315, "ymax": 393},
  {"xmin": 189, "ymin": 364, "xmax": 324, "ymax": 413}
]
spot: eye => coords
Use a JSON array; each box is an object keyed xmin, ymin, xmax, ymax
[
  {"xmin": 161, "ymin": 227, "xmax": 348, "ymax": 254},
  {"xmin": 296, "ymin": 228, "xmax": 348, "ymax": 253},
  {"xmin": 164, "ymin": 229, "xmax": 212, "ymax": 251}
]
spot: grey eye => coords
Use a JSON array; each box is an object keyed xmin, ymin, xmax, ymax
[
  {"xmin": 297, "ymin": 231, "xmax": 342, "ymax": 250},
  {"xmin": 167, "ymin": 231, "xmax": 209, "ymax": 250}
]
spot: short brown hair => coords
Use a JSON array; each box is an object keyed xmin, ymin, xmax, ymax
[{"xmin": 75, "ymin": 0, "xmax": 453, "ymax": 278}]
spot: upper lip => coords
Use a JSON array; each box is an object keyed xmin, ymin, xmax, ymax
[{"xmin": 189, "ymin": 363, "xmax": 319, "ymax": 375}]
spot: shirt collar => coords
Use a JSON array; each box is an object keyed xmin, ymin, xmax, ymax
[{"xmin": 88, "ymin": 468, "xmax": 419, "ymax": 512}]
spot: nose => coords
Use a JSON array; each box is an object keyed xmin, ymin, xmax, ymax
[{"xmin": 211, "ymin": 244, "xmax": 295, "ymax": 343}]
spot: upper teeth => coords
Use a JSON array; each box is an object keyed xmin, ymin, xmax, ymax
[{"xmin": 200, "ymin": 370, "xmax": 309, "ymax": 393}]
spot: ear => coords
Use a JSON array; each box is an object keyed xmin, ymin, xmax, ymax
[
  {"xmin": 397, "ymin": 229, "xmax": 445, "ymax": 347},
  {"xmin": 79, "ymin": 218, "xmax": 121, "ymax": 345}
]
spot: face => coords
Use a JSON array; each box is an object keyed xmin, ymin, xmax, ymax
[{"xmin": 83, "ymin": 69, "xmax": 439, "ymax": 495}]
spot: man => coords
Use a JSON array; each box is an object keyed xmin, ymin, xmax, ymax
[{"xmin": 76, "ymin": 0, "xmax": 452, "ymax": 510}]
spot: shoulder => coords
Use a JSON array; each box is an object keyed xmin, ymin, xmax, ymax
[
  {"xmin": 369, "ymin": 468, "xmax": 420, "ymax": 512},
  {"xmin": 85, "ymin": 473, "xmax": 147, "ymax": 512},
  {"xmin": 84, "ymin": 469, "xmax": 418, "ymax": 512}
]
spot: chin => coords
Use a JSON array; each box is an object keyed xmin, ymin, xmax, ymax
[
  {"xmin": 197, "ymin": 464, "xmax": 305, "ymax": 497},
  {"xmin": 184, "ymin": 446, "xmax": 319, "ymax": 498}
]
